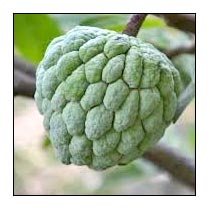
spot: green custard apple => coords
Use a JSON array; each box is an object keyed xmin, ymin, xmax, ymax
[{"xmin": 35, "ymin": 26, "xmax": 183, "ymax": 170}]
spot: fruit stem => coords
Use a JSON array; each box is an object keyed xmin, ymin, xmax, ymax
[{"xmin": 122, "ymin": 14, "xmax": 147, "ymax": 37}]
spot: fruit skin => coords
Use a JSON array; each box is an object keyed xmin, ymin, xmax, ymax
[{"xmin": 35, "ymin": 26, "xmax": 182, "ymax": 170}]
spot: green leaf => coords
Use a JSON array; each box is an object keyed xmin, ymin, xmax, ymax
[
  {"xmin": 51, "ymin": 14, "xmax": 166, "ymax": 33},
  {"xmin": 14, "ymin": 14, "xmax": 61, "ymax": 64},
  {"xmin": 79, "ymin": 15, "xmax": 129, "ymax": 32},
  {"xmin": 51, "ymin": 14, "xmax": 129, "ymax": 32},
  {"xmin": 141, "ymin": 15, "xmax": 166, "ymax": 29}
]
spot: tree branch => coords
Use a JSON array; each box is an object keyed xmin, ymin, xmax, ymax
[
  {"xmin": 122, "ymin": 14, "xmax": 147, "ymax": 36},
  {"xmin": 14, "ymin": 56, "xmax": 36, "ymax": 78},
  {"xmin": 165, "ymin": 37, "xmax": 195, "ymax": 58},
  {"xmin": 14, "ymin": 56, "xmax": 36, "ymax": 97},
  {"xmin": 14, "ymin": 68, "xmax": 36, "ymax": 97},
  {"xmin": 122, "ymin": 14, "xmax": 195, "ymax": 59},
  {"xmin": 143, "ymin": 144, "xmax": 195, "ymax": 189},
  {"xmin": 153, "ymin": 14, "xmax": 195, "ymax": 33},
  {"xmin": 173, "ymin": 82, "xmax": 195, "ymax": 123},
  {"xmin": 123, "ymin": 14, "xmax": 195, "ymax": 36}
]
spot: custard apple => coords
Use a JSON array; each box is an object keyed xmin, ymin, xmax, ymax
[{"xmin": 35, "ymin": 26, "xmax": 183, "ymax": 170}]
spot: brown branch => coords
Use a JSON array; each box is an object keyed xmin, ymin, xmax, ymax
[
  {"xmin": 153, "ymin": 14, "xmax": 195, "ymax": 33},
  {"xmin": 165, "ymin": 43, "xmax": 195, "ymax": 58},
  {"xmin": 14, "ymin": 68, "xmax": 36, "ymax": 97},
  {"xmin": 14, "ymin": 56, "xmax": 36, "ymax": 97},
  {"xmin": 14, "ymin": 56, "xmax": 36, "ymax": 78},
  {"xmin": 173, "ymin": 82, "xmax": 195, "ymax": 123},
  {"xmin": 165, "ymin": 38, "xmax": 195, "ymax": 58},
  {"xmin": 143, "ymin": 144, "xmax": 195, "ymax": 189},
  {"xmin": 122, "ymin": 14, "xmax": 147, "ymax": 36},
  {"xmin": 123, "ymin": 14, "xmax": 195, "ymax": 59},
  {"xmin": 123, "ymin": 14, "xmax": 195, "ymax": 36}
]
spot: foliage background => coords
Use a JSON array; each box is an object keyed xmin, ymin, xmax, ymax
[{"xmin": 14, "ymin": 14, "xmax": 195, "ymax": 195}]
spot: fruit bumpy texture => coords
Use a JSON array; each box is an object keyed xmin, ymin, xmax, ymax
[{"xmin": 35, "ymin": 26, "xmax": 183, "ymax": 170}]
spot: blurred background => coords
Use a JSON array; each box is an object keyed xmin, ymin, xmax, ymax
[{"xmin": 14, "ymin": 14, "xmax": 195, "ymax": 195}]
